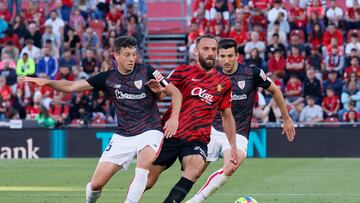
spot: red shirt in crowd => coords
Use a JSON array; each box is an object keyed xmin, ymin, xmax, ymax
[
  {"xmin": 323, "ymin": 30, "xmax": 343, "ymax": 47},
  {"xmin": 228, "ymin": 30, "xmax": 248, "ymax": 45},
  {"xmin": 290, "ymin": 7, "xmax": 307, "ymax": 28},
  {"xmin": 106, "ymin": 12, "xmax": 122, "ymax": 24},
  {"xmin": 285, "ymin": 80, "xmax": 302, "ymax": 97},
  {"xmin": 343, "ymin": 110, "xmax": 360, "ymax": 121},
  {"xmin": 343, "ymin": 66, "xmax": 360, "ymax": 79},
  {"xmin": 250, "ymin": 15, "xmax": 267, "ymax": 28},
  {"xmin": 26, "ymin": 105, "xmax": 40, "ymax": 119},
  {"xmin": 307, "ymin": 6, "xmax": 324, "ymax": 18},
  {"xmin": 287, "ymin": 54, "xmax": 305, "ymax": 72},
  {"xmin": 0, "ymin": 85, "xmax": 12, "ymax": 101},
  {"xmin": 49, "ymin": 104, "xmax": 70, "ymax": 117},
  {"xmin": 250, "ymin": 0, "xmax": 271, "ymax": 10},
  {"xmin": 347, "ymin": 8, "xmax": 360, "ymax": 19},
  {"xmin": 61, "ymin": 0, "xmax": 74, "ymax": 7},
  {"xmin": 268, "ymin": 56, "xmax": 286, "ymax": 73},
  {"xmin": 322, "ymin": 95, "xmax": 340, "ymax": 113},
  {"xmin": 24, "ymin": 7, "xmax": 45, "ymax": 25},
  {"xmin": 40, "ymin": 85, "xmax": 54, "ymax": 99}
]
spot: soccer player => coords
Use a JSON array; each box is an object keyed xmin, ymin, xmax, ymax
[
  {"xmin": 21, "ymin": 36, "xmax": 182, "ymax": 203},
  {"xmin": 145, "ymin": 34, "xmax": 241, "ymax": 203},
  {"xmin": 186, "ymin": 38, "xmax": 296, "ymax": 203}
]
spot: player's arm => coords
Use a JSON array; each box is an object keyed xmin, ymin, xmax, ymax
[
  {"xmin": 21, "ymin": 77, "xmax": 93, "ymax": 92},
  {"xmin": 266, "ymin": 81, "xmax": 295, "ymax": 141},
  {"xmin": 163, "ymin": 83, "xmax": 182, "ymax": 138}
]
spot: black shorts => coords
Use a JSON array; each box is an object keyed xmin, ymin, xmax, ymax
[{"xmin": 153, "ymin": 138, "xmax": 208, "ymax": 170}]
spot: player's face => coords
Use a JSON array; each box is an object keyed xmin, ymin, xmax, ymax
[
  {"xmin": 195, "ymin": 38, "xmax": 217, "ymax": 71},
  {"xmin": 218, "ymin": 47, "xmax": 238, "ymax": 74},
  {"xmin": 114, "ymin": 47, "xmax": 136, "ymax": 74}
]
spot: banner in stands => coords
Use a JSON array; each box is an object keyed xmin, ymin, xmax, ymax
[{"xmin": 1, "ymin": 127, "xmax": 359, "ymax": 159}]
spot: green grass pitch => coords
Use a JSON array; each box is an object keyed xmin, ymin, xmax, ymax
[{"xmin": 0, "ymin": 158, "xmax": 359, "ymax": 203}]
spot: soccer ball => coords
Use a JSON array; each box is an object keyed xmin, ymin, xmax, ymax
[{"xmin": 234, "ymin": 196, "xmax": 258, "ymax": 203}]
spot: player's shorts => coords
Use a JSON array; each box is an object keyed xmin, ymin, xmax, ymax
[
  {"xmin": 153, "ymin": 138, "xmax": 207, "ymax": 170},
  {"xmin": 99, "ymin": 130, "xmax": 163, "ymax": 171},
  {"xmin": 207, "ymin": 126, "xmax": 248, "ymax": 162}
]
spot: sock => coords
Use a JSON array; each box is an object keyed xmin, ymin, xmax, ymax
[
  {"xmin": 125, "ymin": 167, "xmax": 149, "ymax": 203},
  {"xmin": 164, "ymin": 177, "xmax": 194, "ymax": 203},
  {"xmin": 86, "ymin": 182, "xmax": 101, "ymax": 203},
  {"xmin": 193, "ymin": 168, "xmax": 228, "ymax": 202}
]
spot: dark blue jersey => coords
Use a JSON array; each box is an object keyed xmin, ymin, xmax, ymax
[
  {"xmin": 212, "ymin": 64, "xmax": 271, "ymax": 138},
  {"xmin": 87, "ymin": 63, "xmax": 167, "ymax": 136}
]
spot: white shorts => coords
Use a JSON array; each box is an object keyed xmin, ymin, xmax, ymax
[
  {"xmin": 99, "ymin": 130, "xmax": 163, "ymax": 171},
  {"xmin": 207, "ymin": 127, "xmax": 248, "ymax": 162}
]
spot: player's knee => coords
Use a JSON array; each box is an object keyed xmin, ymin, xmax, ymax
[
  {"xmin": 145, "ymin": 177, "xmax": 156, "ymax": 190},
  {"xmin": 90, "ymin": 181, "xmax": 104, "ymax": 191},
  {"xmin": 183, "ymin": 166, "xmax": 205, "ymax": 182}
]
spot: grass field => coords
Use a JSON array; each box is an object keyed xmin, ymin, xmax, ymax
[{"xmin": 0, "ymin": 158, "xmax": 359, "ymax": 203}]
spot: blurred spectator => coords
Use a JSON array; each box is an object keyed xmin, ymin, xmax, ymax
[
  {"xmin": 326, "ymin": 0, "xmax": 344, "ymax": 27},
  {"xmin": 12, "ymin": 88, "xmax": 26, "ymax": 119},
  {"xmin": 261, "ymin": 98, "xmax": 282, "ymax": 123},
  {"xmin": 286, "ymin": 46, "xmax": 306, "ymax": 81},
  {"xmin": 346, "ymin": 72, "xmax": 360, "ymax": 90},
  {"xmin": 344, "ymin": 57, "xmax": 360, "ymax": 81},
  {"xmin": 308, "ymin": 23, "xmax": 324, "ymax": 50},
  {"xmin": 24, "ymin": 23, "xmax": 42, "ymax": 48},
  {"xmin": 55, "ymin": 66, "xmax": 75, "ymax": 81},
  {"xmin": 323, "ymin": 70, "xmax": 343, "ymax": 96},
  {"xmin": 12, "ymin": 14, "xmax": 28, "ymax": 42},
  {"xmin": 289, "ymin": 0, "xmax": 307, "ymax": 30},
  {"xmin": 266, "ymin": 33, "xmax": 286, "ymax": 59},
  {"xmin": 245, "ymin": 48, "xmax": 265, "ymax": 71},
  {"xmin": 322, "ymin": 87, "xmax": 340, "ymax": 118},
  {"xmin": 45, "ymin": 11, "xmax": 65, "ymax": 35},
  {"xmin": 43, "ymin": 39, "xmax": 60, "ymax": 59},
  {"xmin": 107, "ymin": 6, "xmax": 123, "ymax": 34},
  {"xmin": 341, "ymin": 81, "xmax": 360, "ymax": 111},
  {"xmin": 81, "ymin": 49, "xmax": 99, "ymax": 75},
  {"xmin": 82, "ymin": 27, "xmax": 101, "ymax": 51},
  {"xmin": 267, "ymin": 49, "xmax": 285, "ymax": 78},
  {"xmin": 209, "ymin": 12, "xmax": 230, "ymax": 35},
  {"xmin": 7, "ymin": 0, "xmax": 21, "ymax": 16},
  {"xmin": 100, "ymin": 50, "xmax": 113, "ymax": 72},
  {"xmin": 0, "ymin": 57, "xmax": 16, "ymax": 70},
  {"xmin": 267, "ymin": 0, "xmax": 288, "ymax": 24},
  {"xmin": 285, "ymin": 75, "xmax": 303, "ymax": 104},
  {"xmin": 0, "ymin": 61, "xmax": 17, "ymax": 92},
  {"xmin": 253, "ymin": 88, "xmax": 266, "ymax": 122},
  {"xmin": 23, "ymin": 1, "xmax": 45, "ymax": 26},
  {"xmin": 344, "ymin": 1, "xmax": 360, "ymax": 31},
  {"xmin": 20, "ymin": 39, "xmax": 41, "ymax": 62},
  {"xmin": 306, "ymin": 48, "xmax": 325, "ymax": 79},
  {"xmin": 303, "ymin": 68, "xmax": 322, "ymax": 104},
  {"xmin": 287, "ymin": 34, "xmax": 305, "ymax": 56},
  {"xmin": 0, "ymin": 28, "xmax": 21, "ymax": 50},
  {"xmin": 325, "ymin": 46, "xmax": 344, "ymax": 73},
  {"xmin": 289, "ymin": 102, "xmax": 305, "ymax": 122},
  {"xmin": 69, "ymin": 91, "xmax": 92, "ymax": 123},
  {"xmin": 64, "ymin": 28, "xmax": 81, "ymax": 56},
  {"xmin": 244, "ymin": 32, "xmax": 266, "ymax": 59},
  {"xmin": 126, "ymin": 14, "xmax": 142, "ymax": 46},
  {"xmin": 229, "ymin": 21, "xmax": 248, "ymax": 52},
  {"xmin": 0, "ymin": 76, "xmax": 11, "ymax": 102},
  {"xmin": 345, "ymin": 48, "xmax": 360, "ymax": 67},
  {"xmin": 250, "ymin": 9, "xmax": 266, "ymax": 29},
  {"xmin": 267, "ymin": 21, "xmax": 287, "ymax": 46},
  {"xmin": 36, "ymin": 105, "xmax": 56, "ymax": 128},
  {"xmin": 345, "ymin": 32, "xmax": 360, "ymax": 56},
  {"xmin": 342, "ymin": 101, "xmax": 360, "ymax": 122},
  {"xmin": 323, "ymin": 24, "xmax": 343, "ymax": 48},
  {"xmin": 37, "ymin": 47, "xmax": 58, "ymax": 79},
  {"xmin": 306, "ymin": 12, "xmax": 325, "ymax": 35},
  {"xmin": 55, "ymin": 0, "xmax": 72, "ymax": 23},
  {"xmin": 346, "ymin": 0, "xmax": 360, "ymax": 7},
  {"xmin": 210, "ymin": 0, "xmax": 230, "ymax": 20},
  {"xmin": 26, "ymin": 92, "xmax": 42, "ymax": 120},
  {"xmin": 42, "ymin": 25, "xmax": 61, "ymax": 50},
  {"xmin": 248, "ymin": 0, "xmax": 272, "ymax": 11},
  {"xmin": 1, "ymin": 41, "xmax": 19, "ymax": 61},
  {"xmin": 307, "ymin": 0, "xmax": 325, "ymax": 20},
  {"xmin": 0, "ymin": 2, "xmax": 11, "ymax": 23},
  {"xmin": 16, "ymin": 53, "xmax": 36, "ymax": 77},
  {"xmin": 49, "ymin": 95, "xmax": 70, "ymax": 126},
  {"xmin": 299, "ymin": 96, "xmax": 324, "ymax": 123},
  {"xmin": 59, "ymin": 49, "xmax": 77, "ymax": 69},
  {"xmin": 69, "ymin": 8, "xmax": 86, "ymax": 32},
  {"xmin": 0, "ymin": 14, "xmax": 8, "ymax": 40}
]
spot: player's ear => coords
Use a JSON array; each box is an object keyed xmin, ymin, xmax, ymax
[{"xmin": 194, "ymin": 46, "xmax": 199, "ymax": 57}]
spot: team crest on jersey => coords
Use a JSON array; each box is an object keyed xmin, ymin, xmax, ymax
[
  {"xmin": 217, "ymin": 84, "xmax": 222, "ymax": 92},
  {"xmin": 238, "ymin": 80, "xmax": 245, "ymax": 89},
  {"xmin": 134, "ymin": 80, "xmax": 143, "ymax": 89},
  {"xmin": 114, "ymin": 84, "xmax": 121, "ymax": 89}
]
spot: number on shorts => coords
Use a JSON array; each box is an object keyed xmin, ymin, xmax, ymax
[{"xmin": 105, "ymin": 141, "xmax": 113, "ymax": 151}]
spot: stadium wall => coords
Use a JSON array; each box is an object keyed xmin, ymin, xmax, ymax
[{"xmin": 0, "ymin": 128, "xmax": 359, "ymax": 159}]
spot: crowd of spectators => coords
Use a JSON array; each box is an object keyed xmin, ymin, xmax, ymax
[
  {"xmin": 188, "ymin": 0, "xmax": 360, "ymax": 125},
  {"xmin": 0, "ymin": 0, "xmax": 146, "ymax": 127}
]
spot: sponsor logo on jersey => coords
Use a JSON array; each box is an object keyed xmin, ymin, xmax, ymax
[
  {"xmin": 194, "ymin": 146, "xmax": 206, "ymax": 158},
  {"xmin": 238, "ymin": 80, "xmax": 245, "ymax": 89},
  {"xmin": 191, "ymin": 87, "xmax": 214, "ymax": 105},
  {"xmin": 260, "ymin": 69, "xmax": 267, "ymax": 81},
  {"xmin": 115, "ymin": 90, "xmax": 146, "ymax": 100},
  {"xmin": 114, "ymin": 84, "xmax": 121, "ymax": 89},
  {"xmin": 152, "ymin": 70, "xmax": 164, "ymax": 82},
  {"xmin": 231, "ymin": 93, "xmax": 247, "ymax": 100},
  {"xmin": 217, "ymin": 84, "xmax": 222, "ymax": 92},
  {"xmin": 134, "ymin": 80, "xmax": 143, "ymax": 89}
]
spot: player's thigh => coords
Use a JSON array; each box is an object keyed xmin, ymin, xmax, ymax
[
  {"xmin": 136, "ymin": 130, "xmax": 164, "ymax": 169},
  {"xmin": 146, "ymin": 164, "xmax": 166, "ymax": 189},
  {"xmin": 182, "ymin": 155, "xmax": 207, "ymax": 182},
  {"xmin": 137, "ymin": 146, "xmax": 157, "ymax": 169},
  {"xmin": 91, "ymin": 161, "xmax": 121, "ymax": 190}
]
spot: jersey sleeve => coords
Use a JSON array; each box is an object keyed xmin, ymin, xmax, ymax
[
  {"xmin": 86, "ymin": 71, "xmax": 111, "ymax": 91},
  {"xmin": 147, "ymin": 65, "xmax": 169, "ymax": 87},
  {"xmin": 219, "ymin": 77, "xmax": 232, "ymax": 110},
  {"xmin": 166, "ymin": 65, "xmax": 186, "ymax": 89},
  {"xmin": 253, "ymin": 67, "xmax": 271, "ymax": 89}
]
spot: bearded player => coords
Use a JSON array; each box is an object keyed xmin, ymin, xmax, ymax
[{"xmin": 186, "ymin": 38, "xmax": 296, "ymax": 203}]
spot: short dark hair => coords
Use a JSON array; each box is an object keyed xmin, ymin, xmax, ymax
[
  {"xmin": 195, "ymin": 34, "xmax": 217, "ymax": 46},
  {"xmin": 114, "ymin": 36, "xmax": 137, "ymax": 53},
  {"xmin": 218, "ymin": 38, "xmax": 237, "ymax": 53}
]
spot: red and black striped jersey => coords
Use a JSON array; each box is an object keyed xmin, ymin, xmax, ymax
[{"xmin": 162, "ymin": 64, "xmax": 232, "ymax": 144}]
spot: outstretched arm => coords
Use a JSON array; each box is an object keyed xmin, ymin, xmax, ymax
[{"xmin": 21, "ymin": 77, "xmax": 93, "ymax": 93}]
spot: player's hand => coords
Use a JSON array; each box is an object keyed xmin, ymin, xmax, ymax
[
  {"xmin": 21, "ymin": 76, "xmax": 49, "ymax": 86},
  {"xmin": 282, "ymin": 117, "xmax": 296, "ymax": 142},
  {"xmin": 146, "ymin": 79, "xmax": 165, "ymax": 94},
  {"xmin": 230, "ymin": 147, "xmax": 241, "ymax": 171},
  {"xmin": 163, "ymin": 116, "xmax": 178, "ymax": 138}
]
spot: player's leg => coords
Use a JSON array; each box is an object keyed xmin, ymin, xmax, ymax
[
  {"xmin": 86, "ymin": 161, "xmax": 121, "ymax": 203},
  {"xmin": 163, "ymin": 142, "xmax": 208, "ymax": 203},
  {"xmin": 188, "ymin": 134, "xmax": 248, "ymax": 203},
  {"xmin": 125, "ymin": 130, "xmax": 163, "ymax": 203}
]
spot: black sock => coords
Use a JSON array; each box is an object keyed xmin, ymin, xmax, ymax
[{"xmin": 163, "ymin": 177, "xmax": 194, "ymax": 203}]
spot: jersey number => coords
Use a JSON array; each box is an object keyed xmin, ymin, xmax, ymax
[{"xmin": 105, "ymin": 141, "xmax": 113, "ymax": 151}]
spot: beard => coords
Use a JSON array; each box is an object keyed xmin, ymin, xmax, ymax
[{"xmin": 198, "ymin": 54, "xmax": 215, "ymax": 71}]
